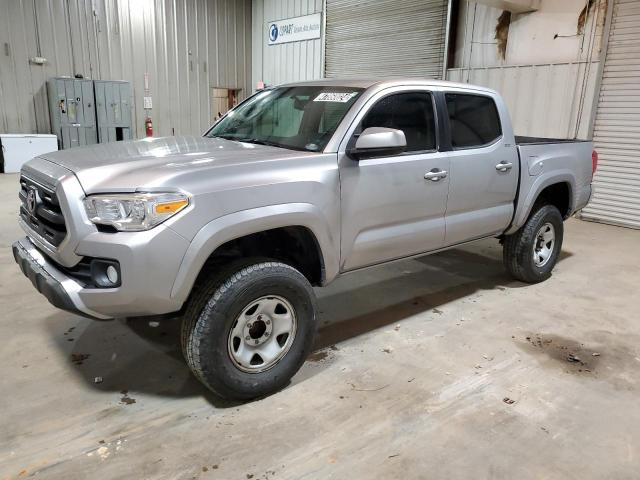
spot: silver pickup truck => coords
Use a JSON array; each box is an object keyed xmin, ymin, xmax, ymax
[{"xmin": 13, "ymin": 79, "xmax": 596, "ymax": 399}]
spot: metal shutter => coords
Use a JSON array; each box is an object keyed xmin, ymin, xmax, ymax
[
  {"xmin": 582, "ymin": 0, "xmax": 640, "ymax": 229},
  {"xmin": 325, "ymin": 0, "xmax": 449, "ymax": 79}
]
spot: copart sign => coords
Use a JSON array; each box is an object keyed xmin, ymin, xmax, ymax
[{"xmin": 267, "ymin": 13, "xmax": 321, "ymax": 45}]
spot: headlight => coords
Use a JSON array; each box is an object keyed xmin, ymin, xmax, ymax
[{"xmin": 83, "ymin": 192, "xmax": 189, "ymax": 231}]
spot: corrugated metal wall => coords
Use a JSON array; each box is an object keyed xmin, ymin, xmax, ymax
[
  {"xmin": 447, "ymin": 61, "xmax": 600, "ymax": 139},
  {"xmin": 251, "ymin": 0, "xmax": 323, "ymax": 88},
  {"xmin": 0, "ymin": 0, "xmax": 252, "ymax": 138},
  {"xmin": 581, "ymin": 0, "xmax": 640, "ymax": 229}
]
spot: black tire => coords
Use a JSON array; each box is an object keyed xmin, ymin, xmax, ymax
[
  {"xmin": 181, "ymin": 259, "xmax": 317, "ymax": 400},
  {"xmin": 503, "ymin": 204, "xmax": 564, "ymax": 284}
]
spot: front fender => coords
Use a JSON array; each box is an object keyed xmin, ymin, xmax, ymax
[
  {"xmin": 170, "ymin": 203, "xmax": 339, "ymax": 303},
  {"xmin": 506, "ymin": 170, "xmax": 576, "ymax": 235}
]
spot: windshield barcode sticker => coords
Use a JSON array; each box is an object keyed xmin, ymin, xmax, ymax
[{"xmin": 313, "ymin": 92, "xmax": 358, "ymax": 103}]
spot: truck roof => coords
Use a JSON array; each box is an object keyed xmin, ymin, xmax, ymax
[{"xmin": 277, "ymin": 78, "xmax": 498, "ymax": 95}]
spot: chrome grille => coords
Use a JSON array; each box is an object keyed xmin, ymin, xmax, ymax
[{"xmin": 19, "ymin": 176, "xmax": 68, "ymax": 247}]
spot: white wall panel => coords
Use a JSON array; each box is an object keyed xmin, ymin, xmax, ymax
[
  {"xmin": 0, "ymin": 0, "xmax": 252, "ymax": 138},
  {"xmin": 447, "ymin": 61, "xmax": 600, "ymax": 139},
  {"xmin": 252, "ymin": 0, "xmax": 323, "ymax": 89},
  {"xmin": 454, "ymin": 0, "xmax": 607, "ymax": 68},
  {"xmin": 441, "ymin": 0, "xmax": 606, "ymax": 141}
]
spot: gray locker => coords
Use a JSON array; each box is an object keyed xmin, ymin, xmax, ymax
[
  {"xmin": 94, "ymin": 80, "xmax": 133, "ymax": 143},
  {"xmin": 47, "ymin": 78, "xmax": 98, "ymax": 149}
]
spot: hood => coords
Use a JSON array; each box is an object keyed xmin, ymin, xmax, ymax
[{"xmin": 38, "ymin": 136, "xmax": 312, "ymax": 193}]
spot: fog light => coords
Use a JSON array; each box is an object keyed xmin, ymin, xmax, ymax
[
  {"xmin": 106, "ymin": 265, "xmax": 119, "ymax": 284},
  {"xmin": 90, "ymin": 259, "xmax": 121, "ymax": 288}
]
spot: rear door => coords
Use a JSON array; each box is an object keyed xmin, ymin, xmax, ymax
[
  {"xmin": 442, "ymin": 92, "xmax": 519, "ymax": 245},
  {"xmin": 339, "ymin": 88, "xmax": 450, "ymax": 271}
]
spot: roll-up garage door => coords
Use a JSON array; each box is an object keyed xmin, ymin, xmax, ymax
[
  {"xmin": 581, "ymin": 0, "xmax": 640, "ymax": 229},
  {"xmin": 325, "ymin": 0, "xmax": 449, "ymax": 79}
]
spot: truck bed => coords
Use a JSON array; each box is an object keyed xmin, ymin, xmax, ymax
[
  {"xmin": 506, "ymin": 137, "xmax": 594, "ymax": 235},
  {"xmin": 515, "ymin": 136, "xmax": 590, "ymax": 145}
]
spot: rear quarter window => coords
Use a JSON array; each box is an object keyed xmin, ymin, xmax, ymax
[{"xmin": 445, "ymin": 93, "xmax": 502, "ymax": 149}]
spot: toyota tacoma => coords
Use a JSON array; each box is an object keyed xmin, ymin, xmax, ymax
[{"xmin": 13, "ymin": 79, "xmax": 596, "ymax": 399}]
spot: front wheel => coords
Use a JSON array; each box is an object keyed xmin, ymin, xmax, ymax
[
  {"xmin": 181, "ymin": 260, "xmax": 317, "ymax": 400},
  {"xmin": 503, "ymin": 204, "xmax": 564, "ymax": 284}
]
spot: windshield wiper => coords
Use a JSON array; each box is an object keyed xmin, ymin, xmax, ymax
[
  {"xmin": 214, "ymin": 136, "xmax": 308, "ymax": 152},
  {"xmin": 214, "ymin": 135, "xmax": 280, "ymax": 147},
  {"xmin": 238, "ymin": 138, "xmax": 284, "ymax": 148},
  {"xmin": 212, "ymin": 134, "xmax": 237, "ymax": 141},
  {"xmin": 240, "ymin": 138, "xmax": 312, "ymax": 152}
]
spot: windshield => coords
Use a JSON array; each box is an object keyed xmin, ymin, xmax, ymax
[{"xmin": 206, "ymin": 86, "xmax": 364, "ymax": 152}]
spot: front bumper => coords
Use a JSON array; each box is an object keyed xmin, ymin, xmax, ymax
[
  {"xmin": 14, "ymin": 227, "xmax": 190, "ymax": 319},
  {"xmin": 13, "ymin": 237, "xmax": 110, "ymax": 320},
  {"xmin": 16, "ymin": 158, "xmax": 192, "ymax": 319}
]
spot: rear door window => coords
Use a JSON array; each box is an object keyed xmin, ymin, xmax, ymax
[{"xmin": 445, "ymin": 93, "xmax": 502, "ymax": 148}]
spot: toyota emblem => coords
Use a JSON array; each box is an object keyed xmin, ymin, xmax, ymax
[{"xmin": 26, "ymin": 187, "xmax": 38, "ymax": 215}]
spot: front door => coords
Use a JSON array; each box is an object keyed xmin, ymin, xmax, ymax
[{"xmin": 339, "ymin": 90, "xmax": 450, "ymax": 271}]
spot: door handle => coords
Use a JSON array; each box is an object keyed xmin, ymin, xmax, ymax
[
  {"xmin": 424, "ymin": 169, "xmax": 448, "ymax": 181},
  {"xmin": 495, "ymin": 161, "xmax": 513, "ymax": 172}
]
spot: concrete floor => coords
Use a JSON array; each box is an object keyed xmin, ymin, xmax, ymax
[{"xmin": 1, "ymin": 172, "xmax": 639, "ymax": 480}]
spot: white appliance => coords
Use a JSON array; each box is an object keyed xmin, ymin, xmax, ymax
[{"xmin": 0, "ymin": 134, "xmax": 58, "ymax": 173}]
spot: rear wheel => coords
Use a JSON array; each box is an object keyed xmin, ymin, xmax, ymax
[
  {"xmin": 181, "ymin": 260, "xmax": 317, "ymax": 400},
  {"xmin": 503, "ymin": 204, "xmax": 564, "ymax": 283}
]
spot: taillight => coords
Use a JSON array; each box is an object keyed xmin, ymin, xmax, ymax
[{"xmin": 592, "ymin": 149, "xmax": 598, "ymax": 176}]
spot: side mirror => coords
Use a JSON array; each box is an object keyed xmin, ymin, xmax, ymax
[{"xmin": 348, "ymin": 127, "xmax": 407, "ymax": 159}]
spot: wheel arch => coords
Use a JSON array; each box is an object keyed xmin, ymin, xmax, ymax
[
  {"xmin": 534, "ymin": 182, "xmax": 572, "ymax": 218},
  {"xmin": 506, "ymin": 172, "xmax": 576, "ymax": 235},
  {"xmin": 170, "ymin": 203, "xmax": 337, "ymax": 304}
]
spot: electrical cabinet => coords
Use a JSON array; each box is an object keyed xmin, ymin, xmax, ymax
[
  {"xmin": 94, "ymin": 80, "xmax": 132, "ymax": 143},
  {"xmin": 47, "ymin": 78, "xmax": 98, "ymax": 149}
]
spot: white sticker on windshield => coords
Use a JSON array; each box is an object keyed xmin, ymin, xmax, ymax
[{"xmin": 313, "ymin": 92, "xmax": 358, "ymax": 103}]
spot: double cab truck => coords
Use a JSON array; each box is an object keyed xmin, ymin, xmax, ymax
[{"xmin": 13, "ymin": 79, "xmax": 596, "ymax": 399}]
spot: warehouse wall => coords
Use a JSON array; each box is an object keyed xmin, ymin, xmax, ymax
[
  {"xmin": 0, "ymin": 0, "xmax": 252, "ymax": 138},
  {"xmin": 448, "ymin": 0, "xmax": 606, "ymax": 139},
  {"xmin": 453, "ymin": 0, "xmax": 606, "ymax": 67},
  {"xmin": 252, "ymin": 0, "xmax": 323, "ymax": 89},
  {"xmin": 448, "ymin": 61, "xmax": 600, "ymax": 138}
]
